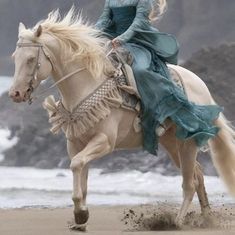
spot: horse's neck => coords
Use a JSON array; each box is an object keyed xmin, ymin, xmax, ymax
[{"xmin": 51, "ymin": 62, "xmax": 104, "ymax": 112}]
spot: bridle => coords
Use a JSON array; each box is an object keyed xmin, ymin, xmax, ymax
[
  {"xmin": 16, "ymin": 42, "xmax": 86, "ymax": 104},
  {"xmin": 17, "ymin": 43, "xmax": 50, "ymax": 104}
]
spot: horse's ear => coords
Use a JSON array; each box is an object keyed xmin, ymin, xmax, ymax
[
  {"xmin": 34, "ymin": 25, "xmax": 42, "ymax": 38},
  {"xmin": 18, "ymin": 22, "xmax": 26, "ymax": 35}
]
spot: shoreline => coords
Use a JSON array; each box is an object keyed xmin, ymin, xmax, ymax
[{"xmin": 0, "ymin": 204, "xmax": 234, "ymax": 235}]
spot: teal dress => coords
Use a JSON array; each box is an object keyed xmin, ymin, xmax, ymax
[{"xmin": 96, "ymin": 0, "xmax": 222, "ymax": 154}]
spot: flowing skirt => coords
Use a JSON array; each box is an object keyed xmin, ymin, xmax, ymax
[{"xmin": 123, "ymin": 43, "xmax": 222, "ymax": 154}]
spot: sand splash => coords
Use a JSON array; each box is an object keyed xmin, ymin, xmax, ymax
[{"xmin": 122, "ymin": 203, "xmax": 235, "ymax": 231}]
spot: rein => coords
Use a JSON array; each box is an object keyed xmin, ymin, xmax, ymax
[
  {"xmin": 32, "ymin": 67, "xmax": 86, "ymax": 101},
  {"xmin": 16, "ymin": 42, "xmax": 86, "ymax": 104}
]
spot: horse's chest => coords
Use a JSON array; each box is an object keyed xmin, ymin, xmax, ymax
[{"xmin": 43, "ymin": 78, "xmax": 124, "ymax": 140}]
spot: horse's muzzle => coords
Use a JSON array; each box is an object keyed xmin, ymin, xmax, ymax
[{"xmin": 9, "ymin": 88, "xmax": 31, "ymax": 103}]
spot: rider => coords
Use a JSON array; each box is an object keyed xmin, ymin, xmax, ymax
[{"xmin": 95, "ymin": 0, "xmax": 222, "ymax": 154}]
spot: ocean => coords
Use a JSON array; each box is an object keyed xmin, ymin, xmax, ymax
[
  {"xmin": 0, "ymin": 166, "xmax": 233, "ymax": 209},
  {"xmin": 0, "ymin": 76, "xmax": 233, "ymax": 208},
  {"xmin": 0, "ymin": 76, "xmax": 18, "ymax": 162},
  {"xmin": 0, "ymin": 76, "xmax": 13, "ymax": 96}
]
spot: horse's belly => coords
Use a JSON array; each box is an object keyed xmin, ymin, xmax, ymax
[{"xmin": 115, "ymin": 110, "xmax": 143, "ymax": 149}]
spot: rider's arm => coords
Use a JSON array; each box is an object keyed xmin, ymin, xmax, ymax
[
  {"xmin": 116, "ymin": 0, "xmax": 152, "ymax": 43},
  {"xmin": 95, "ymin": 0, "xmax": 112, "ymax": 30}
]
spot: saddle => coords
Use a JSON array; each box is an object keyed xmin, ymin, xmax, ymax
[
  {"xmin": 108, "ymin": 47, "xmax": 185, "ymax": 113},
  {"xmin": 108, "ymin": 47, "xmax": 141, "ymax": 112}
]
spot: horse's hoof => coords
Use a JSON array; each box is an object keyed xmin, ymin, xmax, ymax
[
  {"xmin": 175, "ymin": 216, "xmax": 184, "ymax": 229},
  {"xmin": 68, "ymin": 222, "xmax": 87, "ymax": 231},
  {"xmin": 202, "ymin": 207, "xmax": 212, "ymax": 218},
  {"xmin": 74, "ymin": 207, "xmax": 89, "ymax": 225}
]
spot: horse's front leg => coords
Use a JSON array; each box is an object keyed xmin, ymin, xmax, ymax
[
  {"xmin": 69, "ymin": 133, "xmax": 112, "ymax": 228},
  {"xmin": 67, "ymin": 140, "xmax": 89, "ymax": 225},
  {"xmin": 67, "ymin": 140, "xmax": 89, "ymax": 230}
]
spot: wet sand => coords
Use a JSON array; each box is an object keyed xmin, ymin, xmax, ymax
[{"xmin": 0, "ymin": 204, "xmax": 234, "ymax": 235}]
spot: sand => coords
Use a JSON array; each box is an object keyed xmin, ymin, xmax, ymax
[{"xmin": 0, "ymin": 204, "xmax": 235, "ymax": 235}]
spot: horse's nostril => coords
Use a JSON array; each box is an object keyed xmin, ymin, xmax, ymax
[{"xmin": 15, "ymin": 91, "xmax": 20, "ymax": 97}]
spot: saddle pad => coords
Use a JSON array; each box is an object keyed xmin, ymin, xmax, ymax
[{"xmin": 122, "ymin": 64, "xmax": 185, "ymax": 97}]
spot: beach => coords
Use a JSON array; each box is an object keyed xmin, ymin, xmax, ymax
[
  {"xmin": 0, "ymin": 205, "xmax": 235, "ymax": 235},
  {"xmin": 0, "ymin": 166, "xmax": 235, "ymax": 234}
]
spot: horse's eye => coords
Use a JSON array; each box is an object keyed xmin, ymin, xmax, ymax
[{"xmin": 27, "ymin": 57, "xmax": 36, "ymax": 65}]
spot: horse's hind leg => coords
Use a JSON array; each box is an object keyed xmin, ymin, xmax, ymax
[
  {"xmin": 175, "ymin": 139, "xmax": 198, "ymax": 227},
  {"xmin": 194, "ymin": 162, "xmax": 211, "ymax": 215},
  {"xmin": 161, "ymin": 129, "xmax": 211, "ymax": 222}
]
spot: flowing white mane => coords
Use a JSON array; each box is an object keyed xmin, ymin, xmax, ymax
[{"xmin": 20, "ymin": 7, "xmax": 114, "ymax": 78}]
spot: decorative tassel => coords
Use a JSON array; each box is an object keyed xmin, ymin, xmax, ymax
[
  {"xmin": 78, "ymin": 121, "xmax": 87, "ymax": 134},
  {"xmin": 50, "ymin": 122, "xmax": 63, "ymax": 134},
  {"xmin": 43, "ymin": 76, "xmax": 138, "ymax": 139},
  {"xmin": 49, "ymin": 115, "xmax": 63, "ymax": 124},
  {"xmin": 86, "ymin": 111, "xmax": 99, "ymax": 123},
  {"xmin": 67, "ymin": 124, "xmax": 74, "ymax": 139},
  {"xmin": 73, "ymin": 121, "xmax": 80, "ymax": 137}
]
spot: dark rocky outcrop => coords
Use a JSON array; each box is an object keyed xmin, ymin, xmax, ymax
[{"xmin": 184, "ymin": 43, "xmax": 235, "ymax": 120}]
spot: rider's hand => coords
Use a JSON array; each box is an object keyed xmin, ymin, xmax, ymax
[{"xmin": 112, "ymin": 38, "xmax": 121, "ymax": 49}]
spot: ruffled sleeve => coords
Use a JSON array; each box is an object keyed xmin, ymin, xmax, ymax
[
  {"xmin": 116, "ymin": 0, "xmax": 152, "ymax": 43},
  {"xmin": 95, "ymin": 0, "xmax": 112, "ymax": 30}
]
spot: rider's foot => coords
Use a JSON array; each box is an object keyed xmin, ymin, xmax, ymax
[{"xmin": 155, "ymin": 125, "xmax": 166, "ymax": 136}]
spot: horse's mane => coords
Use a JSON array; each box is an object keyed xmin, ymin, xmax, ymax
[{"xmin": 21, "ymin": 7, "xmax": 114, "ymax": 78}]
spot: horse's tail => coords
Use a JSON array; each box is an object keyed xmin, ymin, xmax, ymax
[{"xmin": 209, "ymin": 113, "xmax": 235, "ymax": 196}]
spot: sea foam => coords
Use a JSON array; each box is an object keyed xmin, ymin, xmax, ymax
[{"xmin": 0, "ymin": 167, "xmax": 233, "ymax": 208}]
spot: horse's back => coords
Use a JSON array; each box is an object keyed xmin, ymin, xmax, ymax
[{"xmin": 168, "ymin": 64, "xmax": 214, "ymax": 105}]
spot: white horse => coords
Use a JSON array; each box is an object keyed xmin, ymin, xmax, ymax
[{"xmin": 9, "ymin": 9, "xmax": 235, "ymax": 230}]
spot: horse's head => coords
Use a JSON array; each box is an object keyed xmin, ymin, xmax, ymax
[
  {"xmin": 9, "ymin": 23, "xmax": 53, "ymax": 103},
  {"xmin": 9, "ymin": 8, "xmax": 114, "ymax": 103}
]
